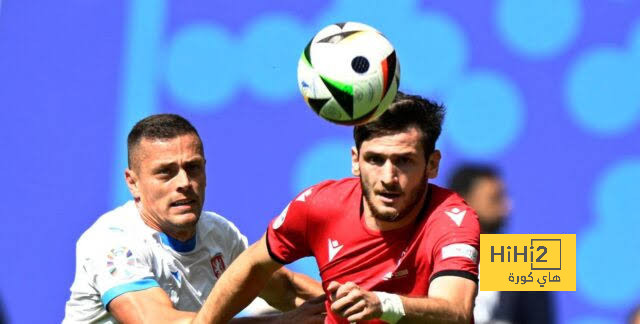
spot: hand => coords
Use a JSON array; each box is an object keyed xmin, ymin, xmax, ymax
[
  {"xmin": 279, "ymin": 295, "xmax": 326, "ymax": 324},
  {"xmin": 327, "ymin": 281, "xmax": 382, "ymax": 322}
]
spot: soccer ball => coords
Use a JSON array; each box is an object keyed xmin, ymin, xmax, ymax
[{"xmin": 297, "ymin": 22, "xmax": 400, "ymax": 125}]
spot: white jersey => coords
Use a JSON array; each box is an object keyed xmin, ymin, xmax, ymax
[{"xmin": 64, "ymin": 201, "xmax": 248, "ymax": 323}]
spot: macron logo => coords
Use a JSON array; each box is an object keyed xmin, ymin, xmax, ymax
[
  {"xmin": 328, "ymin": 239, "xmax": 343, "ymax": 262},
  {"xmin": 445, "ymin": 207, "xmax": 466, "ymax": 226},
  {"xmin": 296, "ymin": 188, "xmax": 313, "ymax": 202},
  {"xmin": 383, "ymin": 269, "xmax": 409, "ymax": 280}
]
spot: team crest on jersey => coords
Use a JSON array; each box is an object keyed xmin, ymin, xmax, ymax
[
  {"xmin": 210, "ymin": 253, "xmax": 226, "ymax": 279},
  {"xmin": 106, "ymin": 246, "xmax": 137, "ymax": 279},
  {"xmin": 272, "ymin": 203, "xmax": 290, "ymax": 230}
]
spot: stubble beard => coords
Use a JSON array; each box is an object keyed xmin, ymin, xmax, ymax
[{"xmin": 360, "ymin": 171, "xmax": 428, "ymax": 223}]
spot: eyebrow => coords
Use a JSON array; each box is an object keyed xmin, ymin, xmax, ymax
[
  {"xmin": 183, "ymin": 157, "xmax": 205, "ymax": 164},
  {"xmin": 362, "ymin": 150, "xmax": 417, "ymax": 158},
  {"xmin": 150, "ymin": 162, "xmax": 175, "ymax": 172},
  {"xmin": 150, "ymin": 157, "xmax": 204, "ymax": 169}
]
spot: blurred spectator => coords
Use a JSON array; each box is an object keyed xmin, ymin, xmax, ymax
[
  {"xmin": 449, "ymin": 164, "xmax": 556, "ymax": 324},
  {"xmin": 0, "ymin": 295, "xmax": 6, "ymax": 324},
  {"xmin": 629, "ymin": 304, "xmax": 640, "ymax": 324}
]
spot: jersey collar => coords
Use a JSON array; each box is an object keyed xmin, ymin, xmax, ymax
[{"xmin": 158, "ymin": 232, "xmax": 197, "ymax": 253}]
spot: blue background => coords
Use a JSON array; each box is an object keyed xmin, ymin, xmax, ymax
[{"xmin": 1, "ymin": 0, "xmax": 639, "ymax": 323}]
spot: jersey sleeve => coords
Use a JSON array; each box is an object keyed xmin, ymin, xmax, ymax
[
  {"xmin": 430, "ymin": 204, "xmax": 481, "ymax": 283},
  {"xmin": 77, "ymin": 228, "xmax": 158, "ymax": 309},
  {"xmin": 266, "ymin": 187, "xmax": 315, "ymax": 264}
]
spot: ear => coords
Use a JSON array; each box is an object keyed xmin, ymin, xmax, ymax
[
  {"xmin": 125, "ymin": 168, "xmax": 140, "ymax": 200},
  {"xmin": 427, "ymin": 150, "xmax": 441, "ymax": 179},
  {"xmin": 351, "ymin": 146, "xmax": 360, "ymax": 176}
]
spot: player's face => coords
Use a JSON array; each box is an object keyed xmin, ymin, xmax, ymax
[
  {"xmin": 352, "ymin": 127, "xmax": 440, "ymax": 222},
  {"xmin": 126, "ymin": 134, "xmax": 206, "ymax": 239},
  {"xmin": 466, "ymin": 177, "xmax": 510, "ymax": 234}
]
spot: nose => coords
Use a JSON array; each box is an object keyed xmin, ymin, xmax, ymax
[
  {"xmin": 380, "ymin": 160, "xmax": 398, "ymax": 187},
  {"xmin": 175, "ymin": 168, "xmax": 191, "ymax": 191}
]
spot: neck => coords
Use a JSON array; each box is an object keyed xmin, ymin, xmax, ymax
[
  {"xmin": 363, "ymin": 188, "xmax": 428, "ymax": 232},
  {"xmin": 136, "ymin": 202, "xmax": 196, "ymax": 241},
  {"xmin": 161, "ymin": 228, "xmax": 196, "ymax": 242}
]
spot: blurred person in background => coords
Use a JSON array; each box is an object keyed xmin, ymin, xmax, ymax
[
  {"xmin": 629, "ymin": 304, "xmax": 640, "ymax": 324},
  {"xmin": 449, "ymin": 164, "xmax": 556, "ymax": 324},
  {"xmin": 0, "ymin": 295, "xmax": 6, "ymax": 324}
]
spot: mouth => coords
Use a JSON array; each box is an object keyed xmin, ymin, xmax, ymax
[
  {"xmin": 376, "ymin": 191, "xmax": 401, "ymax": 203},
  {"xmin": 170, "ymin": 198, "xmax": 197, "ymax": 208}
]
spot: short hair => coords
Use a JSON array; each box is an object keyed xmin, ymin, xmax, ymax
[
  {"xmin": 353, "ymin": 91, "xmax": 445, "ymax": 159},
  {"xmin": 447, "ymin": 164, "xmax": 500, "ymax": 198},
  {"xmin": 127, "ymin": 114, "xmax": 203, "ymax": 169}
]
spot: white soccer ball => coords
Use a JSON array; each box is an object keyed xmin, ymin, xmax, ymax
[{"xmin": 297, "ymin": 22, "xmax": 400, "ymax": 125}]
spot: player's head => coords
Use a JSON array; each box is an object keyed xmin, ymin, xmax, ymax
[
  {"xmin": 448, "ymin": 164, "xmax": 510, "ymax": 234},
  {"xmin": 351, "ymin": 92, "xmax": 445, "ymax": 222},
  {"xmin": 125, "ymin": 114, "xmax": 206, "ymax": 240}
]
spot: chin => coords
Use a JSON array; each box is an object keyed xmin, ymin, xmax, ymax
[
  {"xmin": 372, "ymin": 206, "xmax": 402, "ymax": 222},
  {"xmin": 172, "ymin": 213, "xmax": 199, "ymax": 226}
]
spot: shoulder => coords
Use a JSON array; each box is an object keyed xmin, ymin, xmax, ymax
[
  {"xmin": 429, "ymin": 184, "xmax": 467, "ymax": 207},
  {"xmin": 297, "ymin": 177, "xmax": 360, "ymax": 205},
  {"xmin": 75, "ymin": 201, "xmax": 147, "ymax": 261},
  {"xmin": 269, "ymin": 178, "xmax": 360, "ymax": 233},
  {"xmin": 426, "ymin": 184, "xmax": 479, "ymax": 231},
  {"xmin": 283, "ymin": 177, "xmax": 360, "ymax": 223},
  {"xmin": 198, "ymin": 211, "xmax": 246, "ymax": 242},
  {"xmin": 77, "ymin": 202, "xmax": 138, "ymax": 247},
  {"xmin": 315, "ymin": 177, "xmax": 359, "ymax": 195}
]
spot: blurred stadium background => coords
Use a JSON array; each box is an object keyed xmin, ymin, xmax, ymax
[{"xmin": 1, "ymin": 0, "xmax": 639, "ymax": 323}]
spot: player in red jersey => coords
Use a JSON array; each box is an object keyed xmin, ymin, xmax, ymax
[{"xmin": 196, "ymin": 92, "xmax": 480, "ymax": 324}]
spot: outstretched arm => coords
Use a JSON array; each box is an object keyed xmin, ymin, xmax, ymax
[
  {"xmin": 260, "ymin": 267, "xmax": 324, "ymax": 311},
  {"xmin": 108, "ymin": 287, "xmax": 195, "ymax": 324},
  {"xmin": 195, "ymin": 234, "xmax": 295, "ymax": 324},
  {"xmin": 109, "ymin": 283, "xmax": 324, "ymax": 324},
  {"xmin": 108, "ymin": 234, "xmax": 323, "ymax": 324}
]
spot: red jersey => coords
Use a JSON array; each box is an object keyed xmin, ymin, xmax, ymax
[{"xmin": 267, "ymin": 178, "xmax": 480, "ymax": 324}]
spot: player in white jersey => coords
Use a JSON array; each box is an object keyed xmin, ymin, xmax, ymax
[
  {"xmin": 64, "ymin": 114, "xmax": 324, "ymax": 323},
  {"xmin": 64, "ymin": 201, "xmax": 248, "ymax": 322}
]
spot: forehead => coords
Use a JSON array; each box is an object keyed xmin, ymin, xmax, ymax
[
  {"xmin": 359, "ymin": 127, "xmax": 424, "ymax": 156},
  {"xmin": 136, "ymin": 134, "xmax": 203, "ymax": 164},
  {"xmin": 471, "ymin": 177, "xmax": 504, "ymax": 195}
]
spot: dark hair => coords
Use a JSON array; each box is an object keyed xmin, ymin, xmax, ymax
[
  {"xmin": 353, "ymin": 91, "xmax": 445, "ymax": 159},
  {"xmin": 127, "ymin": 114, "xmax": 203, "ymax": 168},
  {"xmin": 447, "ymin": 164, "xmax": 500, "ymax": 198}
]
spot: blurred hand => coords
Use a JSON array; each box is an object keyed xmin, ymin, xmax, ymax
[{"xmin": 327, "ymin": 281, "xmax": 382, "ymax": 322}]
